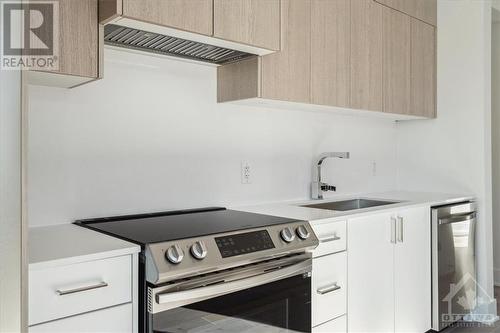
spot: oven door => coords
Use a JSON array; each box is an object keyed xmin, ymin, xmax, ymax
[{"xmin": 148, "ymin": 255, "xmax": 312, "ymax": 333}]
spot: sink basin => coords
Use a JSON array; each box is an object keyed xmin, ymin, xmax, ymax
[{"xmin": 301, "ymin": 198, "xmax": 400, "ymax": 211}]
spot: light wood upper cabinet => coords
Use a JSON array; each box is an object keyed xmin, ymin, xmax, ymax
[
  {"xmin": 375, "ymin": 0, "xmax": 437, "ymax": 26},
  {"xmin": 350, "ymin": 0, "xmax": 383, "ymax": 112},
  {"xmin": 382, "ymin": 6, "xmax": 411, "ymax": 115},
  {"xmin": 213, "ymin": 0, "xmax": 280, "ymax": 51},
  {"xmin": 410, "ymin": 18, "xmax": 436, "ymax": 118},
  {"xmin": 27, "ymin": 0, "xmax": 99, "ymax": 88},
  {"xmin": 217, "ymin": 0, "xmax": 311, "ymax": 104},
  {"xmin": 217, "ymin": 0, "xmax": 436, "ymax": 119},
  {"xmin": 311, "ymin": 0, "xmax": 350, "ymax": 108},
  {"xmin": 122, "ymin": 0, "xmax": 213, "ymax": 36},
  {"xmin": 261, "ymin": 0, "xmax": 311, "ymax": 102}
]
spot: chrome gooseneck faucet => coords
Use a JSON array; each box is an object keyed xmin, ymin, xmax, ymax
[{"xmin": 311, "ymin": 152, "xmax": 350, "ymax": 200}]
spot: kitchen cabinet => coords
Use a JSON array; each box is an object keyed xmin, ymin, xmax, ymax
[
  {"xmin": 311, "ymin": 0, "xmax": 350, "ymax": 107},
  {"xmin": 350, "ymin": 0, "xmax": 383, "ymax": 112},
  {"xmin": 29, "ymin": 303, "xmax": 133, "ymax": 332},
  {"xmin": 375, "ymin": 0, "xmax": 437, "ymax": 26},
  {"xmin": 312, "ymin": 315, "xmax": 347, "ymax": 333},
  {"xmin": 100, "ymin": 0, "xmax": 280, "ymax": 54},
  {"xmin": 382, "ymin": 6, "xmax": 411, "ymax": 115},
  {"xmin": 218, "ymin": 0, "xmax": 436, "ymax": 119},
  {"xmin": 213, "ymin": 0, "xmax": 281, "ymax": 51},
  {"xmin": 394, "ymin": 207, "xmax": 431, "ymax": 332},
  {"xmin": 410, "ymin": 18, "xmax": 436, "ymax": 118},
  {"xmin": 27, "ymin": 0, "xmax": 100, "ymax": 88},
  {"xmin": 122, "ymin": 0, "xmax": 213, "ymax": 36},
  {"xmin": 312, "ymin": 252, "xmax": 347, "ymax": 327},
  {"xmin": 347, "ymin": 206, "xmax": 431, "ymax": 332},
  {"xmin": 218, "ymin": 0, "xmax": 311, "ymax": 103}
]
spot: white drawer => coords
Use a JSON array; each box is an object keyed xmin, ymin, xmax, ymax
[
  {"xmin": 311, "ymin": 220, "xmax": 346, "ymax": 257},
  {"xmin": 29, "ymin": 255, "xmax": 132, "ymax": 325},
  {"xmin": 312, "ymin": 252, "xmax": 347, "ymax": 327},
  {"xmin": 313, "ymin": 315, "xmax": 347, "ymax": 333},
  {"xmin": 29, "ymin": 303, "xmax": 133, "ymax": 332}
]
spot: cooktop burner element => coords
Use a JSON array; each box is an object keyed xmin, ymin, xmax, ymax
[{"xmin": 76, "ymin": 207, "xmax": 318, "ymax": 284}]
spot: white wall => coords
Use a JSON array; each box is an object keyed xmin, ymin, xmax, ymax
[
  {"xmin": 492, "ymin": 11, "xmax": 500, "ymax": 286},
  {"xmin": 27, "ymin": 48, "xmax": 398, "ymax": 226},
  {"xmin": 396, "ymin": 0, "xmax": 495, "ymax": 314}
]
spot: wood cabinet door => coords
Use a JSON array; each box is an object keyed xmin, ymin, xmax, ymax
[
  {"xmin": 410, "ymin": 19, "xmax": 436, "ymax": 118},
  {"xmin": 394, "ymin": 207, "xmax": 432, "ymax": 332},
  {"xmin": 375, "ymin": 0, "xmax": 436, "ymax": 26},
  {"xmin": 311, "ymin": 0, "xmax": 350, "ymax": 107},
  {"xmin": 38, "ymin": 0, "xmax": 98, "ymax": 78},
  {"xmin": 347, "ymin": 212, "xmax": 395, "ymax": 332},
  {"xmin": 350, "ymin": 0, "xmax": 384, "ymax": 112},
  {"xmin": 382, "ymin": 6, "xmax": 411, "ymax": 115},
  {"xmin": 122, "ymin": 0, "xmax": 213, "ymax": 36},
  {"xmin": 261, "ymin": 0, "xmax": 311, "ymax": 103},
  {"xmin": 213, "ymin": 0, "xmax": 280, "ymax": 51}
]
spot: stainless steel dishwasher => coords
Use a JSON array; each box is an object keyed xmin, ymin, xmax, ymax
[{"xmin": 431, "ymin": 201, "xmax": 477, "ymax": 331}]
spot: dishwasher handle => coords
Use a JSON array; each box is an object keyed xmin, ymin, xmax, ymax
[{"xmin": 438, "ymin": 212, "xmax": 476, "ymax": 225}]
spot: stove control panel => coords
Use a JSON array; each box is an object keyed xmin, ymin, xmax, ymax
[
  {"xmin": 146, "ymin": 221, "xmax": 319, "ymax": 284},
  {"xmin": 215, "ymin": 230, "xmax": 275, "ymax": 258}
]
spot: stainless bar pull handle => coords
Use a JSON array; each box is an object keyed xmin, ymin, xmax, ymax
[
  {"xmin": 56, "ymin": 281, "xmax": 108, "ymax": 296},
  {"xmin": 320, "ymin": 235, "xmax": 341, "ymax": 243},
  {"xmin": 317, "ymin": 283, "xmax": 341, "ymax": 295},
  {"xmin": 390, "ymin": 217, "xmax": 396, "ymax": 244},
  {"xmin": 438, "ymin": 212, "xmax": 476, "ymax": 225},
  {"xmin": 397, "ymin": 216, "xmax": 404, "ymax": 243}
]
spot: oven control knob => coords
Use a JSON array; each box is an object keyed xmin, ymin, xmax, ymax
[
  {"xmin": 280, "ymin": 227, "xmax": 295, "ymax": 243},
  {"xmin": 296, "ymin": 225, "xmax": 310, "ymax": 240},
  {"xmin": 165, "ymin": 245, "xmax": 184, "ymax": 264},
  {"xmin": 190, "ymin": 241, "xmax": 208, "ymax": 260}
]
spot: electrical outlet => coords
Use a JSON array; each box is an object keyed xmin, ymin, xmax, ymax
[
  {"xmin": 241, "ymin": 161, "xmax": 252, "ymax": 184},
  {"xmin": 372, "ymin": 161, "xmax": 377, "ymax": 176}
]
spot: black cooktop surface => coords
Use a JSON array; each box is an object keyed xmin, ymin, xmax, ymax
[{"xmin": 75, "ymin": 208, "xmax": 300, "ymax": 245}]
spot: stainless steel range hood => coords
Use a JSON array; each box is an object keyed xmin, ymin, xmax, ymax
[{"xmin": 104, "ymin": 24, "xmax": 255, "ymax": 65}]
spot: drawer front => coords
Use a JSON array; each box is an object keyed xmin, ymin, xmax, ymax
[
  {"xmin": 312, "ymin": 252, "xmax": 347, "ymax": 326},
  {"xmin": 311, "ymin": 220, "xmax": 346, "ymax": 257},
  {"xmin": 312, "ymin": 315, "xmax": 347, "ymax": 333},
  {"xmin": 29, "ymin": 255, "xmax": 132, "ymax": 325},
  {"xmin": 29, "ymin": 303, "xmax": 133, "ymax": 332}
]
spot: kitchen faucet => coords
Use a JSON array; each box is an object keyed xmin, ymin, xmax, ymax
[{"xmin": 311, "ymin": 152, "xmax": 350, "ymax": 200}]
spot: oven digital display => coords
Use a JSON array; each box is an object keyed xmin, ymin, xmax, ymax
[{"xmin": 215, "ymin": 230, "xmax": 275, "ymax": 258}]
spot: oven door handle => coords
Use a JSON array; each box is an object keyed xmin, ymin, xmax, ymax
[{"xmin": 155, "ymin": 259, "xmax": 311, "ymax": 306}]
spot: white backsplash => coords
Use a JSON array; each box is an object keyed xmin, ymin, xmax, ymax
[{"xmin": 27, "ymin": 48, "xmax": 398, "ymax": 226}]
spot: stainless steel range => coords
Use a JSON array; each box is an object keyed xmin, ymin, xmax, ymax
[{"xmin": 76, "ymin": 207, "xmax": 319, "ymax": 333}]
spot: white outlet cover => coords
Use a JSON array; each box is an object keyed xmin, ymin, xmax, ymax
[{"xmin": 241, "ymin": 161, "xmax": 251, "ymax": 184}]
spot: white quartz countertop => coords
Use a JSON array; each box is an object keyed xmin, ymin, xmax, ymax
[
  {"xmin": 231, "ymin": 191, "xmax": 474, "ymax": 225},
  {"xmin": 29, "ymin": 224, "xmax": 140, "ymax": 270}
]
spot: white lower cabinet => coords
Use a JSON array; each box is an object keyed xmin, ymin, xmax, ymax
[
  {"xmin": 29, "ymin": 303, "xmax": 133, "ymax": 332},
  {"xmin": 313, "ymin": 315, "xmax": 347, "ymax": 333},
  {"xmin": 29, "ymin": 253, "xmax": 137, "ymax": 332},
  {"xmin": 347, "ymin": 206, "xmax": 431, "ymax": 332},
  {"xmin": 312, "ymin": 252, "xmax": 347, "ymax": 327}
]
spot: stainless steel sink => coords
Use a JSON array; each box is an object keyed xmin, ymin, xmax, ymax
[{"xmin": 301, "ymin": 198, "xmax": 400, "ymax": 211}]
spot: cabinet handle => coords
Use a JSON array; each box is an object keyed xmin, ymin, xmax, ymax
[
  {"xmin": 397, "ymin": 216, "xmax": 404, "ymax": 243},
  {"xmin": 317, "ymin": 283, "xmax": 341, "ymax": 295},
  {"xmin": 390, "ymin": 217, "xmax": 396, "ymax": 244},
  {"xmin": 320, "ymin": 235, "xmax": 341, "ymax": 243},
  {"xmin": 56, "ymin": 281, "xmax": 108, "ymax": 296}
]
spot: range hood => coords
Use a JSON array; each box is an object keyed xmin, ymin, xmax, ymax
[
  {"xmin": 104, "ymin": 24, "xmax": 256, "ymax": 65},
  {"xmin": 101, "ymin": 7, "xmax": 279, "ymax": 65}
]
